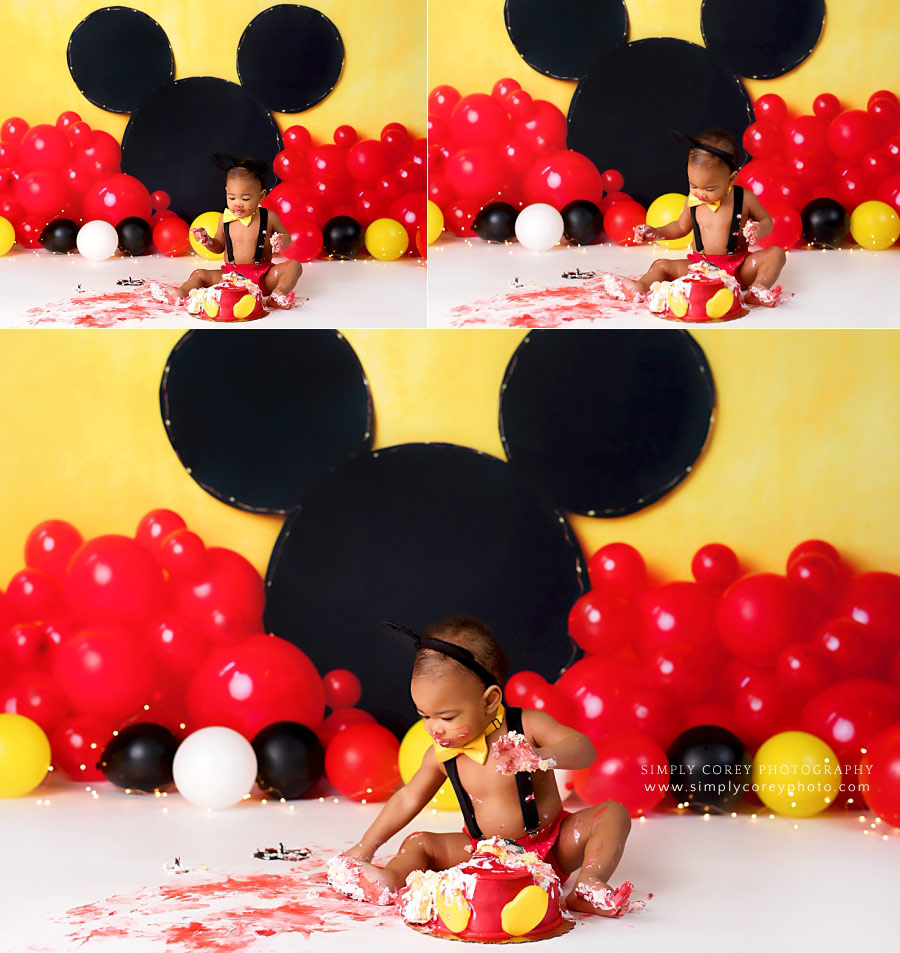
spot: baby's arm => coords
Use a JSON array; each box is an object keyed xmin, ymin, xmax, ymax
[
  {"xmin": 267, "ymin": 209, "xmax": 291, "ymax": 254},
  {"xmin": 343, "ymin": 748, "xmax": 445, "ymax": 863},
  {"xmin": 633, "ymin": 198, "xmax": 692, "ymax": 244},
  {"xmin": 191, "ymin": 215, "xmax": 225, "ymax": 254},
  {"xmin": 742, "ymin": 192, "xmax": 774, "ymax": 245},
  {"xmin": 522, "ymin": 709, "xmax": 596, "ymax": 771}
]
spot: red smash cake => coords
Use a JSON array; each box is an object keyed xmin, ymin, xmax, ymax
[
  {"xmin": 185, "ymin": 272, "xmax": 266, "ymax": 322},
  {"xmin": 647, "ymin": 261, "xmax": 744, "ymax": 323},
  {"xmin": 398, "ymin": 837, "xmax": 573, "ymax": 943}
]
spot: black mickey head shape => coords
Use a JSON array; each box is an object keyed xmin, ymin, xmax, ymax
[
  {"xmin": 67, "ymin": 5, "xmax": 344, "ymax": 221},
  {"xmin": 505, "ymin": 0, "xmax": 827, "ymax": 206}
]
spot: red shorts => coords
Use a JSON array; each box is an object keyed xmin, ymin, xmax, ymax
[
  {"xmin": 688, "ymin": 251, "xmax": 749, "ymax": 286},
  {"xmin": 223, "ymin": 261, "xmax": 271, "ymax": 292},
  {"xmin": 465, "ymin": 809, "xmax": 571, "ymax": 878}
]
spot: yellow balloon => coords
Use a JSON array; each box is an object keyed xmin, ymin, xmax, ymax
[
  {"xmin": 189, "ymin": 211, "xmax": 224, "ymax": 260},
  {"xmin": 752, "ymin": 731, "xmax": 841, "ymax": 818},
  {"xmin": 646, "ymin": 193, "xmax": 692, "ymax": 249},
  {"xmin": 399, "ymin": 719, "xmax": 459, "ymax": 812},
  {"xmin": 365, "ymin": 217, "xmax": 409, "ymax": 261},
  {"xmin": 849, "ymin": 200, "xmax": 900, "ymax": 250},
  {"xmin": 0, "ymin": 216, "xmax": 15, "ymax": 256},
  {"xmin": 0, "ymin": 714, "xmax": 51, "ymax": 798},
  {"xmin": 427, "ymin": 200, "xmax": 444, "ymax": 245}
]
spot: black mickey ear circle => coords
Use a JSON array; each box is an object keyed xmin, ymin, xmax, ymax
[
  {"xmin": 504, "ymin": 0, "xmax": 628, "ymax": 81},
  {"xmin": 499, "ymin": 330, "xmax": 715, "ymax": 518},
  {"xmin": 160, "ymin": 330, "xmax": 373, "ymax": 514},
  {"xmin": 237, "ymin": 4, "xmax": 344, "ymax": 113},
  {"xmin": 567, "ymin": 38, "xmax": 752, "ymax": 207},
  {"xmin": 264, "ymin": 443, "xmax": 584, "ymax": 735},
  {"xmin": 701, "ymin": 0, "xmax": 825, "ymax": 80},
  {"xmin": 67, "ymin": 7, "xmax": 174, "ymax": 114}
]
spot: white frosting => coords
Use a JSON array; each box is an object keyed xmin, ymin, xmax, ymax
[
  {"xmin": 327, "ymin": 855, "xmax": 395, "ymax": 906},
  {"xmin": 647, "ymin": 261, "xmax": 741, "ymax": 316},
  {"xmin": 185, "ymin": 273, "xmax": 263, "ymax": 316},
  {"xmin": 574, "ymin": 879, "xmax": 649, "ymax": 916},
  {"xmin": 492, "ymin": 730, "xmax": 557, "ymax": 774}
]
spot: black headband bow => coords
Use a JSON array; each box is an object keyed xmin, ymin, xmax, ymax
[
  {"xmin": 380, "ymin": 620, "xmax": 499, "ymax": 688},
  {"xmin": 670, "ymin": 130, "xmax": 737, "ymax": 171},
  {"xmin": 211, "ymin": 152, "xmax": 268, "ymax": 187}
]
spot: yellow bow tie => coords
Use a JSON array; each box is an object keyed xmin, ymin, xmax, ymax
[
  {"xmin": 223, "ymin": 209, "xmax": 255, "ymax": 227},
  {"xmin": 688, "ymin": 185, "xmax": 731, "ymax": 213},
  {"xmin": 432, "ymin": 704, "xmax": 505, "ymax": 765}
]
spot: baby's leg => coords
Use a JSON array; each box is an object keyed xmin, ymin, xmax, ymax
[
  {"xmin": 351, "ymin": 831, "xmax": 472, "ymax": 899},
  {"xmin": 551, "ymin": 801, "xmax": 632, "ymax": 917},
  {"xmin": 263, "ymin": 261, "xmax": 303, "ymax": 309},
  {"xmin": 740, "ymin": 247, "xmax": 787, "ymax": 305},
  {"xmin": 175, "ymin": 268, "xmax": 222, "ymax": 299},
  {"xmin": 609, "ymin": 258, "xmax": 690, "ymax": 298}
]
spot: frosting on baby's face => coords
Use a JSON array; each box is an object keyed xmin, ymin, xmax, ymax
[
  {"xmin": 225, "ymin": 173, "xmax": 265, "ymax": 217},
  {"xmin": 411, "ymin": 671, "xmax": 501, "ymax": 749},
  {"xmin": 687, "ymin": 160, "xmax": 738, "ymax": 205}
]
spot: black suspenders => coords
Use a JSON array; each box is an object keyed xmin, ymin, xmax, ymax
[
  {"xmin": 223, "ymin": 207, "xmax": 269, "ymax": 264},
  {"xmin": 444, "ymin": 706, "xmax": 541, "ymax": 841},
  {"xmin": 690, "ymin": 185, "xmax": 743, "ymax": 255}
]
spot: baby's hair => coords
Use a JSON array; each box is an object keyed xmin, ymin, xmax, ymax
[
  {"xmin": 212, "ymin": 152, "xmax": 269, "ymax": 189},
  {"xmin": 688, "ymin": 129, "xmax": 738, "ymax": 171},
  {"xmin": 413, "ymin": 616, "xmax": 510, "ymax": 688}
]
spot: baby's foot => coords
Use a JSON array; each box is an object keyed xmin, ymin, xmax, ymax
[
  {"xmin": 149, "ymin": 282, "xmax": 185, "ymax": 306},
  {"xmin": 598, "ymin": 273, "xmax": 644, "ymax": 301},
  {"xmin": 567, "ymin": 878, "xmax": 649, "ymax": 918},
  {"xmin": 327, "ymin": 855, "xmax": 397, "ymax": 906},
  {"xmin": 745, "ymin": 283, "xmax": 783, "ymax": 308},
  {"xmin": 267, "ymin": 291, "xmax": 298, "ymax": 310}
]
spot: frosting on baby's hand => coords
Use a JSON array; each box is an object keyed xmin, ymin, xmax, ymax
[
  {"xmin": 742, "ymin": 219, "xmax": 760, "ymax": 246},
  {"xmin": 270, "ymin": 231, "xmax": 285, "ymax": 253},
  {"xmin": 191, "ymin": 227, "xmax": 213, "ymax": 246},
  {"xmin": 632, "ymin": 224, "xmax": 657, "ymax": 244},
  {"xmin": 492, "ymin": 731, "xmax": 557, "ymax": 775}
]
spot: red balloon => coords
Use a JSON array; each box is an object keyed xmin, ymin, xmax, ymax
[
  {"xmin": 691, "ymin": 543, "xmax": 740, "ymax": 589},
  {"xmin": 568, "ymin": 591, "xmax": 635, "ymax": 656},
  {"xmin": 65, "ymin": 536, "xmax": 165, "ymax": 626},
  {"xmin": 346, "ymin": 139, "xmax": 388, "ymax": 183},
  {"xmin": 786, "ymin": 552, "xmax": 842, "ymax": 616},
  {"xmin": 602, "ymin": 169, "xmax": 625, "ymax": 193},
  {"xmin": 573, "ymin": 732, "xmax": 669, "ymax": 815},
  {"xmin": 638, "ymin": 582, "xmax": 720, "ymax": 656},
  {"xmin": 376, "ymin": 173, "xmax": 404, "ymax": 205},
  {"xmin": 283, "ymin": 221, "xmax": 323, "ymax": 262},
  {"xmin": 504, "ymin": 90, "xmax": 534, "ymax": 119},
  {"xmin": 382, "ymin": 126, "xmax": 412, "ymax": 160},
  {"xmin": 53, "ymin": 626, "xmax": 156, "ymax": 720},
  {"xmin": 334, "ymin": 124, "xmax": 358, "ymax": 148},
  {"xmin": 158, "ymin": 529, "xmax": 206, "ymax": 578},
  {"xmin": 173, "ymin": 547, "xmax": 264, "ymax": 630},
  {"xmin": 681, "ymin": 703, "xmax": 740, "ymax": 737},
  {"xmin": 743, "ymin": 121, "xmax": 782, "ymax": 159},
  {"xmin": 5, "ymin": 568, "xmax": 63, "ymax": 622},
  {"xmin": 492, "ymin": 77, "xmax": 521, "ymax": 101},
  {"xmin": 827, "ymin": 110, "xmax": 876, "ymax": 161},
  {"xmin": 428, "ymin": 85, "xmax": 462, "ymax": 118},
  {"xmin": 266, "ymin": 183, "xmax": 322, "ymax": 227},
  {"xmin": 396, "ymin": 159, "xmax": 425, "ymax": 192},
  {"xmin": 308, "ymin": 144, "xmax": 349, "ymax": 185},
  {"xmin": 323, "ymin": 669, "xmax": 362, "ymax": 710},
  {"xmin": 835, "ymin": 163, "xmax": 876, "ymax": 209},
  {"xmin": 802, "ymin": 679, "xmax": 900, "ymax": 756},
  {"xmin": 146, "ymin": 612, "xmax": 209, "ymax": 674},
  {"xmin": 782, "ymin": 116, "xmax": 827, "ymax": 155},
  {"xmin": 815, "ymin": 617, "xmax": 884, "ymax": 679},
  {"xmin": 0, "ymin": 141, "xmax": 19, "ymax": 169},
  {"xmin": 514, "ymin": 100, "xmax": 567, "ymax": 155},
  {"xmin": 150, "ymin": 189, "xmax": 169, "ymax": 211},
  {"xmin": 868, "ymin": 97, "xmax": 900, "ymax": 138},
  {"xmin": 860, "ymin": 726, "xmax": 900, "ymax": 826},
  {"xmin": 643, "ymin": 643, "xmax": 713, "ymax": 703},
  {"xmin": 527, "ymin": 682, "xmax": 579, "ymax": 727},
  {"xmin": 788, "ymin": 539, "xmax": 840, "ymax": 569},
  {"xmin": 60, "ymin": 163, "xmax": 93, "ymax": 199},
  {"xmin": 756, "ymin": 93, "xmax": 787, "ymax": 125},
  {"xmin": 352, "ymin": 186, "xmax": 386, "ymax": 226},
  {"xmin": 812, "ymin": 93, "xmax": 841, "ymax": 121},
  {"xmin": 320, "ymin": 706, "xmax": 377, "ymax": 745},
  {"xmin": 618, "ymin": 684, "xmax": 682, "ymax": 747},
  {"xmin": 15, "ymin": 170, "xmax": 67, "ymax": 217},
  {"xmin": 74, "ymin": 130, "xmax": 121, "ymax": 178},
  {"xmin": 427, "ymin": 175, "xmax": 454, "ymax": 208},
  {"xmin": 0, "ymin": 194, "xmax": 24, "ymax": 226},
  {"xmin": 721, "ymin": 658, "xmax": 772, "ymax": 698},
  {"xmin": 135, "ymin": 509, "xmax": 186, "ymax": 552},
  {"xmin": 786, "ymin": 150, "xmax": 829, "ymax": 184},
  {"xmin": 50, "ymin": 713, "xmax": 113, "ymax": 781},
  {"xmin": 152, "ymin": 216, "xmax": 190, "ymax": 256},
  {"xmin": 775, "ymin": 642, "xmax": 832, "ymax": 702},
  {"xmin": 737, "ymin": 159, "xmax": 804, "ymax": 209},
  {"xmin": 389, "ymin": 192, "xmax": 426, "ymax": 251},
  {"xmin": 187, "ymin": 634, "xmax": 325, "ymax": 739},
  {"xmin": 885, "ymin": 134, "xmax": 900, "ymax": 168},
  {"xmin": 445, "ymin": 146, "xmax": 503, "ymax": 201},
  {"xmin": 522, "ymin": 150, "xmax": 604, "ymax": 210},
  {"xmin": 603, "ymin": 198, "xmax": 646, "ymax": 245},
  {"xmin": 717, "ymin": 574, "xmax": 808, "ymax": 665},
  {"xmin": 1, "ymin": 671, "xmax": 69, "ymax": 733},
  {"xmin": 556, "ymin": 656, "xmax": 642, "ymax": 739},
  {"xmin": 876, "ymin": 171, "xmax": 900, "ymax": 215},
  {"xmin": 66, "ymin": 121, "xmax": 92, "ymax": 146},
  {"xmin": 444, "ymin": 200, "xmax": 480, "ymax": 237},
  {"xmin": 325, "ymin": 723, "xmax": 399, "ymax": 801},
  {"xmin": 19, "ymin": 124, "xmax": 69, "ymax": 171},
  {"xmin": 200, "ymin": 605, "xmax": 251, "ymax": 645},
  {"xmin": 862, "ymin": 149, "xmax": 894, "ymax": 182},
  {"xmin": 498, "ymin": 138, "xmax": 534, "ymax": 179},
  {"xmin": 16, "ymin": 215, "xmax": 49, "ymax": 249},
  {"xmin": 272, "ymin": 149, "xmax": 306, "ymax": 182},
  {"xmin": 0, "ymin": 623, "xmax": 53, "ymax": 672},
  {"xmin": 838, "ymin": 572, "xmax": 900, "ymax": 659},
  {"xmin": 757, "ymin": 203, "xmax": 803, "ymax": 249},
  {"xmin": 505, "ymin": 671, "xmax": 547, "ymax": 707},
  {"xmin": 1, "ymin": 116, "xmax": 29, "ymax": 144},
  {"xmin": 83, "ymin": 173, "xmax": 151, "ymax": 225},
  {"xmin": 450, "ymin": 93, "xmax": 509, "ymax": 145},
  {"xmin": 732, "ymin": 674, "xmax": 785, "ymax": 746},
  {"xmin": 284, "ymin": 125, "xmax": 312, "ymax": 152}
]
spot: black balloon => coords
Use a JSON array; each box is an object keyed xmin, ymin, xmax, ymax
[
  {"xmin": 801, "ymin": 198, "xmax": 850, "ymax": 248},
  {"xmin": 561, "ymin": 200, "xmax": 602, "ymax": 245},
  {"xmin": 472, "ymin": 202, "xmax": 518, "ymax": 243},
  {"xmin": 99, "ymin": 723, "xmax": 178, "ymax": 792},
  {"xmin": 116, "ymin": 216, "xmax": 153, "ymax": 256},
  {"xmin": 323, "ymin": 215, "xmax": 364, "ymax": 259},
  {"xmin": 252, "ymin": 721, "xmax": 325, "ymax": 800},
  {"xmin": 40, "ymin": 218, "xmax": 79, "ymax": 254},
  {"xmin": 666, "ymin": 725, "xmax": 750, "ymax": 814}
]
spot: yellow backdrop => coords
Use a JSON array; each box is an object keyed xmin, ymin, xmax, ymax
[
  {"xmin": 1, "ymin": 0, "xmax": 424, "ymax": 142},
  {"xmin": 0, "ymin": 329, "xmax": 898, "ymax": 587},
  {"xmin": 428, "ymin": 0, "xmax": 900, "ymax": 114}
]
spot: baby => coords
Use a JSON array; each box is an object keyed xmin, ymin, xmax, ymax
[
  {"xmin": 602, "ymin": 129, "xmax": 786, "ymax": 308},
  {"xmin": 151, "ymin": 153, "xmax": 302, "ymax": 309},
  {"xmin": 331, "ymin": 616, "xmax": 637, "ymax": 917}
]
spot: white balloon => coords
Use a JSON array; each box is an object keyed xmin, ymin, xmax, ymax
[
  {"xmin": 76, "ymin": 219, "xmax": 119, "ymax": 262},
  {"xmin": 173, "ymin": 726, "xmax": 258, "ymax": 810},
  {"xmin": 515, "ymin": 203, "xmax": 564, "ymax": 252}
]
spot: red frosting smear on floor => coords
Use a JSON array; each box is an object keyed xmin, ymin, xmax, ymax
[
  {"xmin": 47, "ymin": 853, "xmax": 397, "ymax": 952},
  {"xmin": 26, "ymin": 290, "xmax": 173, "ymax": 327}
]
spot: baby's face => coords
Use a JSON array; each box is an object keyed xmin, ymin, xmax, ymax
[
  {"xmin": 225, "ymin": 174, "xmax": 265, "ymax": 217},
  {"xmin": 687, "ymin": 160, "xmax": 737, "ymax": 205},
  {"xmin": 412, "ymin": 672, "xmax": 499, "ymax": 749}
]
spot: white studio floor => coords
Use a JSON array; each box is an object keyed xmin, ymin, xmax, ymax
[
  {"xmin": 2, "ymin": 775, "xmax": 897, "ymax": 953},
  {"xmin": 428, "ymin": 239, "xmax": 900, "ymax": 329},
  {"xmin": 0, "ymin": 249, "xmax": 426, "ymax": 329}
]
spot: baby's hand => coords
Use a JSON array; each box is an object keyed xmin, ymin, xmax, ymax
[
  {"xmin": 342, "ymin": 842, "xmax": 374, "ymax": 864},
  {"xmin": 632, "ymin": 224, "xmax": 658, "ymax": 244},
  {"xmin": 743, "ymin": 219, "xmax": 760, "ymax": 246},
  {"xmin": 270, "ymin": 231, "xmax": 285, "ymax": 254},
  {"xmin": 191, "ymin": 227, "xmax": 213, "ymax": 247},
  {"xmin": 492, "ymin": 731, "xmax": 557, "ymax": 775}
]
